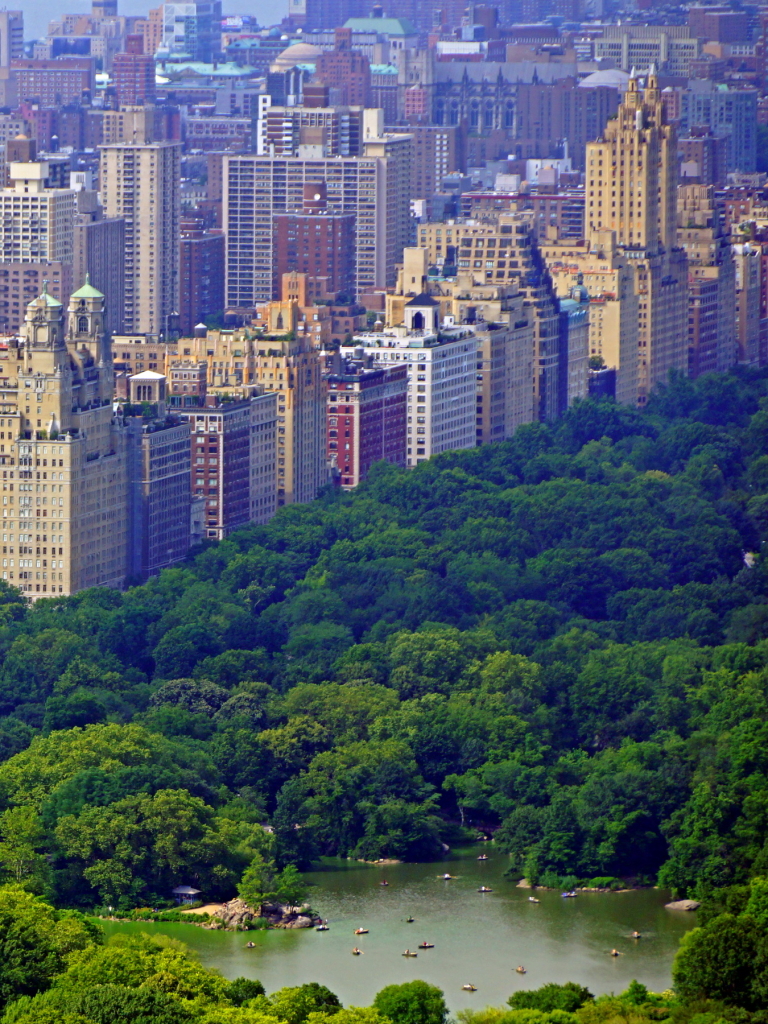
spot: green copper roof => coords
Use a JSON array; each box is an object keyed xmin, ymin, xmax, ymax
[
  {"xmin": 71, "ymin": 273, "xmax": 104, "ymax": 300},
  {"xmin": 33, "ymin": 281, "xmax": 62, "ymax": 308}
]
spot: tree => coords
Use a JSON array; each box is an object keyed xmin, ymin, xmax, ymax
[
  {"xmin": 508, "ymin": 983, "xmax": 593, "ymax": 1013},
  {"xmin": 0, "ymin": 885, "xmax": 99, "ymax": 1008},
  {"xmin": 0, "ymin": 806, "xmax": 47, "ymax": 885},
  {"xmin": 373, "ymin": 982, "xmax": 448, "ymax": 1024},
  {"xmin": 274, "ymin": 866, "xmax": 307, "ymax": 909},
  {"xmin": 227, "ymin": 977, "xmax": 266, "ymax": 1006},
  {"xmin": 672, "ymin": 914, "xmax": 760, "ymax": 1008},
  {"xmin": 237, "ymin": 853, "xmax": 277, "ymax": 909},
  {"xmin": 268, "ymin": 984, "xmax": 341, "ymax": 1024}
]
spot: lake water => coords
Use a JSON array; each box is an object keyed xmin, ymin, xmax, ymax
[{"xmin": 99, "ymin": 846, "xmax": 698, "ymax": 1012}]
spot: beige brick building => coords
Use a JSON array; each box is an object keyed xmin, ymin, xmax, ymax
[{"xmin": 0, "ymin": 278, "xmax": 128, "ymax": 599}]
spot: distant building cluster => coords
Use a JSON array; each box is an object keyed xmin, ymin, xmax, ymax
[{"xmin": 0, "ymin": 0, "xmax": 767, "ymax": 596}]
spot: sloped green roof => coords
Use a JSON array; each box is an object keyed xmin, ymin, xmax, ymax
[{"xmin": 71, "ymin": 273, "xmax": 103, "ymax": 300}]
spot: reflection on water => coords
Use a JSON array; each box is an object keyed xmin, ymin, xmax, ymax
[{"xmin": 99, "ymin": 846, "xmax": 698, "ymax": 1012}]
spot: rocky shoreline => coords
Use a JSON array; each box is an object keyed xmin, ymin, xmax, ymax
[{"xmin": 203, "ymin": 898, "xmax": 320, "ymax": 931}]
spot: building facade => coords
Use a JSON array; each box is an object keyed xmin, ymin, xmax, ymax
[
  {"xmin": 585, "ymin": 69, "xmax": 689, "ymax": 405},
  {"xmin": 0, "ymin": 280, "xmax": 128, "ymax": 599},
  {"xmin": 326, "ymin": 356, "xmax": 407, "ymax": 488},
  {"xmin": 100, "ymin": 140, "xmax": 181, "ymax": 335}
]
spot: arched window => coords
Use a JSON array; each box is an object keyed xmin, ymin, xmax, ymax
[
  {"xmin": 77, "ymin": 315, "xmax": 88, "ymax": 333},
  {"xmin": 412, "ymin": 311, "xmax": 424, "ymax": 330}
]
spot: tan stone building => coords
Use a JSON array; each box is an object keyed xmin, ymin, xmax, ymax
[
  {"xmin": 0, "ymin": 278, "xmax": 128, "ymax": 599},
  {"xmin": 677, "ymin": 184, "xmax": 736, "ymax": 377},
  {"xmin": 584, "ymin": 68, "xmax": 688, "ymax": 404},
  {"xmin": 416, "ymin": 215, "xmax": 562, "ymax": 420},
  {"xmin": 542, "ymin": 233, "xmax": 640, "ymax": 404},
  {"xmin": 387, "ymin": 248, "xmax": 537, "ymax": 442}
]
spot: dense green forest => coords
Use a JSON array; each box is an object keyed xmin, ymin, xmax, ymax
[{"xmin": 1, "ymin": 369, "xmax": 768, "ymax": 909}]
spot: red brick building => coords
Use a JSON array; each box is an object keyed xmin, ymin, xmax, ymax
[
  {"xmin": 11, "ymin": 58, "xmax": 94, "ymax": 106},
  {"xmin": 179, "ymin": 217, "xmax": 226, "ymax": 336},
  {"xmin": 274, "ymin": 182, "xmax": 356, "ymax": 302},
  {"xmin": 112, "ymin": 35, "xmax": 156, "ymax": 107},
  {"xmin": 327, "ymin": 356, "xmax": 408, "ymax": 489},
  {"xmin": 315, "ymin": 28, "xmax": 371, "ymax": 107}
]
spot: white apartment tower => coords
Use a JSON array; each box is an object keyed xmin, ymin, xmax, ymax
[
  {"xmin": 341, "ymin": 305, "xmax": 477, "ymax": 467},
  {"xmin": 0, "ymin": 160, "xmax": 76, "ymax": 264},
  {"xmin": 99, "ymin": 141, "xmax": 181, "ymax": 335}
]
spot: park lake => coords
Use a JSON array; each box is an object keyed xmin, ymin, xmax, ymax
[{"xmin": 99, "ymin": 847, "xmax": 698, "ymax": 1012}]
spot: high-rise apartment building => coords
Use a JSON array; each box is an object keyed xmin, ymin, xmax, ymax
[
  {"xmin": 125, "ymin": 370, "xmax": 191, "ymax": 581},
  {"xmin": 0, "ymin": 280, "xmax": 128, "ymax": 599},
  {"xmin": 325, "ymin": 354, "xmax": 407, "ymax": 488},
  {"xmin": 315, "ymin": 30, "xmax": 371, "ymax": 107},
  {"xmin": 224, "ymin": 109, "xmax": 411, "ymax": 307},
  {"xmin": 734, "ymin": 242, "xmax": 762, "ymax": 367},
  {"xmin": 112, "ymin": 36, "xmax": 157, "ymax": 108},
  {"xmin": 670, "ymin": 81, "xmax": 757, "ymax": 174},
  {"xmin": 417, "ymin": 213, "xmax": 562, "ymax": 421},
  {"xmin": 246, "ymin": 300, "xmax": 328, "ymax": 505},
  {"xmin": 175, "ymin": 389, "xmax": 277, "ymax": 539},
  {"xmin": 677, "ymin": 184, "xmax": 736, "ymax": 377},
  {"xmin": 390, "ymin": 124, "xmax": 462, "ymax": 218},
  {"xmin": 543, "ymin": 235, "xmax": 639, "ymax": 405},
  {"xmin": 273, "ymin": 183, "xmax": 356, "ymax": 302},
  {"xmin": 100, "ymin": 140, "xmax": 181, "ymax": 335},
  {"xmin": 0, "ymin": 11, "xmax": 23, "ymax": 68},
  {"xmin": 160, "ymin": 1, "xmax": 222, "ymax": 62},
  {"xmin": 0, "ymin": 157, "xmax": 77, "ymax": 331},
  {"xmin": 387, "ymin": 247, "xmax": 537, "ymax": 442},
  {"xmin": 73, "ymin": 189, "xmax": 125, "ymax": 337},
  {"xmin": 585, "ymin": 69, "xmax": 688, "ymax": 404},
  {"xmin": 341, "ymin": 302, "xmax": 477, "ymax": 467},
  {"xmin": 179, "ymin": 215, "xmax": 225, "ymax": 335},
  {"xmin": 0, "ymin": 159, "xmax": 76, "ymax": 265}
]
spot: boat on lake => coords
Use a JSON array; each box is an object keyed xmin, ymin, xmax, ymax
[
  {"xmin": 528, "ymin": 897, "xmax": 539, "ymax": 903},
  {"xmin": 418, "ymin": 942, "xmax": 435, "ymax": 949},
  {"xmin": 406, "ymin": 916, "xmax": 415, "ymax": 923},
  {"xmin": 352, "ymin": 948, "xmax": 362, "ymax": 956},
  {"xmin": 354, "ymin": 928, "xmax": 368, "ymax": 935},
  {"xmin": 478, "ymin": 886, "xmax": 493, "ymax": 893},
  {"xmin": 316, "ymin": 921, "xmax": 329, "ymax": 931},
  {"xmin": 245, "ymin": 941, "xmax": 256, "ymax": 948},
  {"xmin": 515, "ymin": 966, "xmax": 527, "ymax": 974},
  {"xmin": 402, "ymin": 950, "xmax": 418, "ymax": 957},
  {"xmin": 561, "ymin": 891, "xmax": 578, "ymax": 898},
  {"xmin": 462, "ymin": 984, "xmax": 477, "ymax": 992},
  {"xmin": 477, "ymin": 854, "xmax": 488, "ymax": 861},
  {"xmin": 441, "ymin": 873, "xmax": 455, "ymax": 880}
]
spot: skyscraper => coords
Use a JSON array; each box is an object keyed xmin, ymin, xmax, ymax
[
  {"xmin": 585, "ymin": 68, "xmax": 688, "ymax": 404},
  {"xmin": 159, "ymin": 1, "xmax": 222, "ymax": 62},
  {"xmin": 0, "ymin": 280, "xmax": 129, "ymax": 599},
  {"xmin": 0, "ymin": 10, "xmax": 23, "ymax": 68},
  {"xmin": 100, "ymin": 140, "xmax": 181, "ymax": 335}
]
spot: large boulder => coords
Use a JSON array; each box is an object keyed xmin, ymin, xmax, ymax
[{"xmin": 665, "ymin": 899, "xmax": 700, "ymax": 911}]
